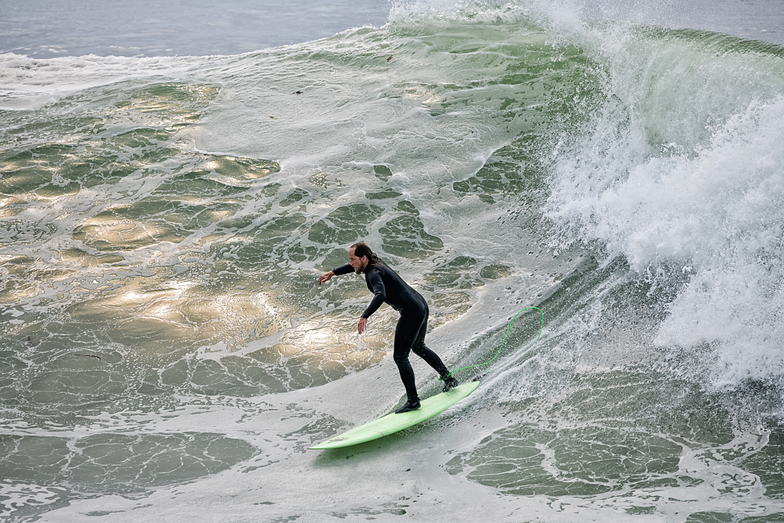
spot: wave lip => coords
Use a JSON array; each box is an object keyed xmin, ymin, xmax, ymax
[{"xmin": 546, "ymin": 33, "xmax": 784, "ymax": 388}]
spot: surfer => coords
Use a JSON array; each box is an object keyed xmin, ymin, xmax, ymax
[{"xmin": 318, "ymin": 242, "xmax": 459, "ymax": 413}]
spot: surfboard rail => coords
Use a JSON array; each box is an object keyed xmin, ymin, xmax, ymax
[{"xmin": 308, "ymin": 380, "xmax": 480, "ymax": 450}]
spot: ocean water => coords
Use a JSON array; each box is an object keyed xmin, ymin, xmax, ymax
[{"xmin": 2, "ymin": 0, "xmax": 784, "ymax": 521}]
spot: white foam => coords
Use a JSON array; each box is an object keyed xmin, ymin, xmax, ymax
[{"xmin": 546, "ymin": 30, "xmax": 784, "ymax": 387}]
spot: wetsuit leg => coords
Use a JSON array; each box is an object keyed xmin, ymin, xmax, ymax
[
  {"xmin": 393, "ymin": 312, "xmax": 423, "ymax": 401},
  {"xmin": 409, "ymin": 302, "xmax": 450, "ymax": 377},
  {"xmin": 393, "ymin": 302, "xmax": 450, "ymax": 401}
]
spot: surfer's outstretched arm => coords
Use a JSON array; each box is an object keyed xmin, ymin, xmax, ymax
[{"xmin": 318, "ymin": 270, "xmax": 335, "ymax": 285}]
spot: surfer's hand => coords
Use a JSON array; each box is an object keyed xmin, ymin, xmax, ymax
[
  {"xmin": 358, "ymin": 317, "xmax": 367, "ymax": 335},
  {"xmin": 318, "ymin": 271, "xmax": 334, "ymax": 285}
]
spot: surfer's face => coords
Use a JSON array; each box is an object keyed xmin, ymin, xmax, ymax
[{"xmin": 348, "ymin": 248, "xmax": 367, "ymax": 274}]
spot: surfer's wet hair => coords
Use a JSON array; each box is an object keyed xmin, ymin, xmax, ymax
[{"xmin": 351, "ymin": 242, "xmax": 379, "ymax": 265}]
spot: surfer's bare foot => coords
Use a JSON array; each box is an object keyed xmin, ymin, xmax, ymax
[{"xmin": 395, "ymin": 399, "xmax": 421, "ymax": 413}]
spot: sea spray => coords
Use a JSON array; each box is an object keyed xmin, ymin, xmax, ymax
[{"xmin": 544, "ymin": 23, "xmax": 784, "ymax": 390}]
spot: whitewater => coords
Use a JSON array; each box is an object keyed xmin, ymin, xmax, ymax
[{"xmin": 1, "ymin": 0, "xmax": 783, "ymax": 521}]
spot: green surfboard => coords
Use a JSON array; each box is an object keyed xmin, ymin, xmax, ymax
[{"xmin": 309, "ymin": 380, "xmax": 480, "ymax": 450}]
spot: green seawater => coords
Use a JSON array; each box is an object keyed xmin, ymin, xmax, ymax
[{"xmin": 1, "ymin": 8, "xmax": 784, "ymax": 521}]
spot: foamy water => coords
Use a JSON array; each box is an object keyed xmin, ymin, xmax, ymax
[{"xmin": 2, "ymin": 1, "xmax": 784, "ymax": 521}]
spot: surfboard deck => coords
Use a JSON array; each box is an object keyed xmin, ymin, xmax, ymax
[{"xmin": 308, "ymin": 380, "xmax": 480, "ymax": 450}]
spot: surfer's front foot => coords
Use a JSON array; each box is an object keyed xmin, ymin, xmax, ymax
[
  {"xmin": 442, "ymin": 375, "xmax": 459, "ymax": 392},
  {"xmin": 395, "ymin": 399, "xmax": 421, "ymax": 414}
]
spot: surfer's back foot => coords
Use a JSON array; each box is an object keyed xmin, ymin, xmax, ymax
[
  {"xmin": 395, "ymin": 398, "xmax": 421, "ymax": 414},
  {"xmin": 442, "ymin": 375, "xmax": 459, "ymax": 392}
]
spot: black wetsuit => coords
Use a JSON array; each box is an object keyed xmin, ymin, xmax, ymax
[{"xmin": 333, "ymin": 259, "xmax": 450, "ymax": 401}]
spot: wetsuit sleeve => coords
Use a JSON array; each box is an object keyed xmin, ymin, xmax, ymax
[
  {"xmin": 332, "ymin": 264, "xmax": 353, "ymax": 276},
  {"xmin": 361, "ymin": 268, "xmax": 386, "ymax": 319}
]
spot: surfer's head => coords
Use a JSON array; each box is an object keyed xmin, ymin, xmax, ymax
[{"xmin": 348, "ymin": 242, "xmax": 378, "ymax": 273}]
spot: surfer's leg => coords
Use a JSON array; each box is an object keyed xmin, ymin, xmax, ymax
[
  {"xmin": 410, "ymin": 304, "xmax": 459, "ymax": 391},
  {"xmin": 409, "ymin": 304, "xmax": 449, "ymax": 375},
  {"xmin": 393, "ymin": 315, "xmax": 420, "ymax": 403}
]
